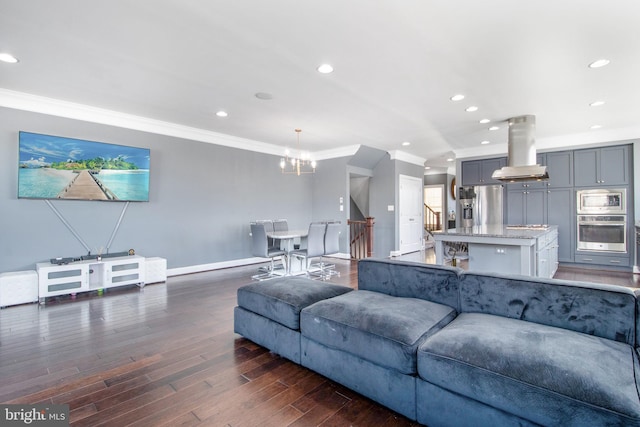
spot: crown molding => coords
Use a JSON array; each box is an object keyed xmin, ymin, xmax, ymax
[
  {"xmin": 313, "ymin": 144, "xmax": 361, "ymax": 160},
  {"xmin": 0, "ymin": 89, "xmax": 293, "ymax": 158},
  {"xmin": 388, "ymin": 150, "xmax": 426, "ymax": 167}
]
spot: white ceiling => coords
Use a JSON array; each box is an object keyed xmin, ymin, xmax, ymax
[{"xmin": 2, "ymin": 0, "xmax": 640, "ymax": 172}]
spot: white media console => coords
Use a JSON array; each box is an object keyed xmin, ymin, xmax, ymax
[{"xmin": 36, "ymin": 255, "xmax": 146, "ymax": 303}]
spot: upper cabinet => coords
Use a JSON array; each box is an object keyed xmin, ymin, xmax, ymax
[
  {"xmin": 461, "ymin": 157, "xmax": 506, "ymax": 186},
  {"xmin": 545, "ymin": 151, "xmax": 573, "ymax": 188},
  {"xmin": 573, "ymin": 145, "xmax": 630, "ymax": 187},
  {"xmin": 461, "ymin": 144, "xmax": 629, "ymax": 189}
]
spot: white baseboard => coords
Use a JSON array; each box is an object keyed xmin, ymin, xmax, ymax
[
  {"xmin": 325, "ymin": 252, "xmax": 352, "ymax": 260},
  {"xmin": 167, "ymin": 257, "xmax": 270, "ymax": 277},
  {"xmin": 166, "ymin": 253, "xmax": 352, "ymax": 277},
  {"xmin": 634, "ymin": 265, "xmax": 640, "ymax": 274}
]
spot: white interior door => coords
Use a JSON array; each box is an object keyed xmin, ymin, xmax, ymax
[{"xmin": 399, "ymin": 174, "xmax": 423, "ymax": 254}]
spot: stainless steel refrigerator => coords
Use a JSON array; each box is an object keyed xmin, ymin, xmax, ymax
[{"xmin": 472, "ymin": 185, "xmax": 504, "ymax": 226}]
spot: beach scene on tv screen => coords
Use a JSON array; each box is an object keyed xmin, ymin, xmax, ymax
[{"xmin": 18, "ymin": 132, "xmax": 150, "ymax": 201}]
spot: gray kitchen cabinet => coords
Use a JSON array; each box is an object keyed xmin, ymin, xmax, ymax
[
  {"xmin": 573, "ymin": 145, "xmax": 630, "ymax": 187},
  {"xmin": 574, "ymin": 253, "xmax": 630, "ymax": 267},
  {"xmin": 546, "ymin": 188, "xmax": 574, "ymax": 263},
  {"xmin": 461, "ymin": 157, "xmax": 506, "ymax": 186},
  {"xmin": 507, "ymin": 188, "xmax": 546, "ymax": 225},
  {"xmin": 545, "ymin": 151, "xmax": 573, "ymax": 187}
]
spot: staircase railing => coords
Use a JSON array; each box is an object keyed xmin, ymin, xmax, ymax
[
  {"xmin": 424, "ymin": 203, "xmax": 442, "ymax": 232},
  {"xmin": 348, "ymin": 217, "xmax": 374, "ymax": 259}
]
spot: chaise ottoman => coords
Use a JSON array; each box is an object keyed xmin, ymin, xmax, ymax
[{"xmin": 234, "ymin": 276, "xmax": 352, "ymax": 363}]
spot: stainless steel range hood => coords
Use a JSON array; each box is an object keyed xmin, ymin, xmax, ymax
[{"xmin": 491, "ymin": 115, "xmax": 549, "ymax": 182}]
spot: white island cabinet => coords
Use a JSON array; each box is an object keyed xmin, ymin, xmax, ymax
[
  {"xmin": 432, "ymin": 226, "xmax": 558, "ymax": 278},
  {"xmin": 37, "ymin": 255, "xmax": 145, "ymax": 303}
]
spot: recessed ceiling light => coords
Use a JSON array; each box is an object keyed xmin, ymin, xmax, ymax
[
  {"xmin": 590, "ymin": 124, "xmax": 603, "ymax": 129},
  {"xmin": 0, "ymin": 53, "xmax": 18, "ymax": 63},
  {"xmin": 216, "ymin": 111, "xmax": 228, "ymax": 117},
  {"xmin": 402, "ymin": 141, "xmax": 411, "ymax": 146},
  {"xmin": 255, "ymin": 92, "xmax": 273, "ymax": 100},
  {"xmin": 446, "ymin": 157, "xmax": 454, "ymax": 162},
  {"xmin": 465, "ymin": 106, "xmax": 478, "ymax": 112},
  {"xmin": 425, "ymin": 166, "xmax": 431, "ymax": 170},
  {"xmin": 590, "ymin": 101, "xmax": 605, "ymax": 107},
  {"xmin": 450, "ymin": 94, "xmax": 465, "ymax": 101},
  {"xmin": 488, "ymin": 126, "xmax": 500, "ymax": 131},
  {"xmin": 479, "ymin": 119, "xmax": 491, "ymax": 124},
  {"xmin": 317, "ymin": 64, "xmax": 334, "ymax": 74},
  {"xmin": 589, "ymin": 59, "xmax": 610, "ymax": 68},
  {"xmin": 481, "ymin": 140, "xmax": 491, "ymax": 145}
]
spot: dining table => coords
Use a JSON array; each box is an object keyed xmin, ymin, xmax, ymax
[{"xmin": 266, "ymin": 229, "xmax": 308, "ymax": 275}]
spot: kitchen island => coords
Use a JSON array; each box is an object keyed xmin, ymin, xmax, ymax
[{"xmin": 432, "ymin": 225, "xmax": 558, "ymax": 278}]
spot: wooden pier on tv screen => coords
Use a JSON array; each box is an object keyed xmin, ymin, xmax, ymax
[{"xmin": 57, "ymin": 170, "xmax": 118, "ymax": 200}]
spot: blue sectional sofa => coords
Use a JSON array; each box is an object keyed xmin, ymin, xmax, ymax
[{"xmin": 234, "ymin": 258, "xmax": 640, "ymax": 426}]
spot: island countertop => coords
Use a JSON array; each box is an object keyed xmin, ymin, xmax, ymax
[
  {"xmin": 433, "ymin": 225, "xmax": 558, "ymax": 240},
  {"xmin": 432, "ymin": 225, "xmax": 559, "ymax": 278}
]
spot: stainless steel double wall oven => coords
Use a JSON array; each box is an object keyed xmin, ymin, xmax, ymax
[{"xmin": 577, "ymin": 188, "xmax": 627, "ymax": 253}]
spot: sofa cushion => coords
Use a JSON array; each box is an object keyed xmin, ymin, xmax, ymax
[
  {"xmin": 460, "ymin": 271, "xmax": 636, "ymax": 345},
  {"xmin": 237, "ymin": 277, "xmax": 352, "ymax": 330},
  {"xmin": 301, "ymin": 290, "xmax": 457, "ymax": 374},
  {"xmin": 357, "ymin": 258, "xmax": 460, "ymax": 310},
  {"xmin": 418, "ymin": 313, "xmax": 640, "ymax": 425}
]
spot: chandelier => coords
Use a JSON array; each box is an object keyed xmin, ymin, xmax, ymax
[{"xmin": 280, "ymin": 129, "xmax": 317, "ymax": 175}]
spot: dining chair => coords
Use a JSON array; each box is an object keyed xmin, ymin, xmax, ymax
[
  {"xmin": 320, "ymin": 221, "xmax": 341, "ymax": 278},
  {"xmin": 273, "ymin": 218, "xmax": 301, "ymax": 249},
  {"xmin": 273, "ymin": 219, "xmax": 288, "ymax": 232},
  {"xmin": 291, "ymin": 222, "xmax": 326, "ymax": 278},
  {"xmin": 250, "ymin": 222, "xmax": 285, "ymax": 280},
  {"xmin": 255, "ymin": 219, "xmax": 276, "ymax": 249},
  {"xmin": 255, "ymin": 219, "xmax": 278, "ymax": 272}
]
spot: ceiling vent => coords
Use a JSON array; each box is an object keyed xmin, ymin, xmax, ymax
[{"xmin": 491, "ymin": 115, "xmax": 549, "ymax": 182}]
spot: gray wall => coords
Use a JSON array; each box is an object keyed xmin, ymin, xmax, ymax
[
  {"xmin": 311, "ymin": 156, "xmax": 350, "ymax": 252},
  {"xmin": 369, "ymin": 155, "xmax": 424, "ymax": 258},
  {"xmin": 369, "ymin": 155, "xmax": 395, "ymax": 258},
  {"xmin": 1, "ymin": 108, "xmax": 417, "ymax": 273},
  {"xmin": 0, "ymin": 107, "xmax": 314, "ymax": 272}
]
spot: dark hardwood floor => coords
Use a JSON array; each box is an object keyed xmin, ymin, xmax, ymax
[
  {"xmin": 0, "ymin": 254, "xmax": 637, "ymax": 426},
  {"xmin": 0, "ymin": 260, "xmax": 419, "ymax": 426}
]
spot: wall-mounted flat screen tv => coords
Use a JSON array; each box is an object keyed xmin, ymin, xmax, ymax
[{"xmin": 18, "ymin": 131, "xmax": 150, "ymax": 202}]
